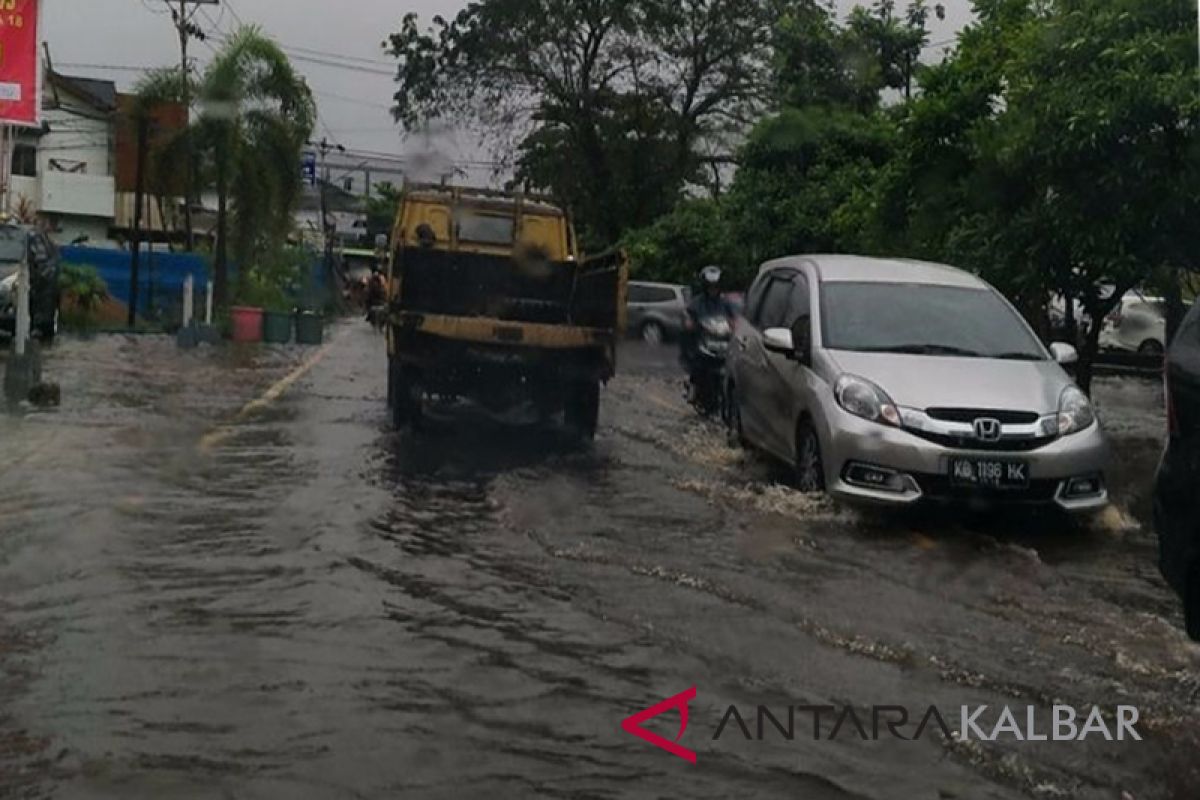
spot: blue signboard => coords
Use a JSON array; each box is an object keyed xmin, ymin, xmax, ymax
[{"xmin": 301, "ymin": 151, "xmax": 317, "ymax": 186}]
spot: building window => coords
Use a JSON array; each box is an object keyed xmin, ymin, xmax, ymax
[
  {"xmin": 12, "ymin": 144, "xmax": 37, "ymax": 178},
  {"xmin": 342, "ymin": 176, "xmax": 354, "ymax": 193}
]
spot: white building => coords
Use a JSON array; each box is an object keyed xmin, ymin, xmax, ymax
[{"xmin": 10, "ymin": 72, "xmax": 118, "ymax": 246}]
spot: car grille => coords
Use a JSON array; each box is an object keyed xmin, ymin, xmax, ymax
[
  {"xmin": 925, "ymin": 408, "xmax": 1041, "ymax": 425},
  {"xmin": 905, "ymin": 429, "xmax": 1058, "ymax": 452}
]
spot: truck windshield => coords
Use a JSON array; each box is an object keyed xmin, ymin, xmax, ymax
[
  {"xmin": 458, "ymin": 212, "xmax": 514, "ymax": 245},
  {"xmin": 821, "ymin": 281, "xmax": 1046, "ymax": 360}
]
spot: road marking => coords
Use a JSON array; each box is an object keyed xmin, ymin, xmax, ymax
[{"xmin": 198, "ymin": 341, "xmax": 334, "ymax": 452}]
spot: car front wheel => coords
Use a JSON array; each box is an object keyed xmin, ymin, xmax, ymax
[
  {"xmin": 794, "ymin": 420, "xmax": 825, "ymax": 494},
  {"xmin": 1186, "ymin": 563, "xmax": 1200, "ymax": 642},
  {"xmin": 37, "ymin": 309, "xmax": 59, "ymax": 342},
  {"xmin": 640, "ymin": 321, "xmax": 664, "ymax": 346}
]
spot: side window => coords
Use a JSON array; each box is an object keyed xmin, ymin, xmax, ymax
[
  {"xmin": 628, "ymin": 285, "xmax": 652, "ymax": 304},
  {"xmin": 744, "ymin": 276, "xmax": 770, "ymax": 326},
  {"xmin": 757, "ymin": 276, "xmax": 795, "ymax": 330},
  {"xmin": 786, "ymin": 275, "xmax": 811, "ymax": 325}
]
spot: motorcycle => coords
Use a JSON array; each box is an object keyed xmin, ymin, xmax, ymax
[{"xmin": 686, "ymin": 314, "xmax": 732, "ymax": 417}]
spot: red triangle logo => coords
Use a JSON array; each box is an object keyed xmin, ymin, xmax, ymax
[{"xmin": 620, "ymin": 686, "xmax": 697, "ymax": 764}]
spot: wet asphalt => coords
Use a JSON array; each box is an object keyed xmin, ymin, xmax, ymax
[{"xmin": 0, "ymin": 321, "xmax": 1197, "ymax": 800}]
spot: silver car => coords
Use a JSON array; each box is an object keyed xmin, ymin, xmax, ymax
[
  {"xmin": 727, "ymin": 255, "xmax": 1109, "ymax": 513},
  {"xmin": 626, "ymin": 281, "xmax": 689, "ymax": 344}
]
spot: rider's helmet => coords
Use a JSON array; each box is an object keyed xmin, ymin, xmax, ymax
[{"xmin": 699, "ymin": 265, "xmax": 722, "ymax": 290}]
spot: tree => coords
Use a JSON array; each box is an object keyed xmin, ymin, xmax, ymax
[
  {"xmin": 875, "ymin": 0, "xmax": 1200, "ymax": 392},
  {"xmin": 386, "ymin": 0, "xmax": 777, "ymax": 245},
  {"xmin": 365, "ymin": 181, "xmax": 402, "ymax": 240},
  {"xmin": 723, "ymin": 107, "xmax": 895, "ymax": 272},
  {"xmin": 620, "ymin": 198, "xmax": 738, "ymax": 285},
  {"xmin": 142, "ymin": 29, "xmax": 315, "ymax": 307}
]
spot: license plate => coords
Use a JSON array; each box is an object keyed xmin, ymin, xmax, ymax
[{"xmin": 949, "ymin": 458, "xmax": 1030, "ymax": 490}]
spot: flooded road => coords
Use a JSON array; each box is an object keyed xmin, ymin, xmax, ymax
[{"xmin": 1, "ymin": 322, "xmax": 1197, "ymax": 799}]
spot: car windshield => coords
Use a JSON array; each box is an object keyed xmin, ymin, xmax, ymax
[
  {"xmin": 821, "ymin": 281, "xmax": 1046, "ymax": 360},
  {"xmin": 0, "ymin": 227, "xmax": 26, "ymax": 262}
]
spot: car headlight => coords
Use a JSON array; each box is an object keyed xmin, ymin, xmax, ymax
[
  {"xmin": 835, "ymin": 374, "xmax": 901, "ymax": 427},
  {"xmin": 1057, "ymin": 385, "xmax": 1095, "ymax": 435}
]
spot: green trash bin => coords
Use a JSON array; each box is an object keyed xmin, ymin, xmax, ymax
[
  {"xmin": 263, "ymin": 311, "xmax": 293, "ymax": 344},
  {"xmin": 295, "ymin": 311, "xmax": 324, "ymax": 345}
]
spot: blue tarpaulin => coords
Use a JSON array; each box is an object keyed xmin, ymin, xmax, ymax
[
  {"xmin": 60, "ymin": 246, "xmax": 211, "ymax": 320},
  {"xmin": 60, "ymin": 246, "xmax": 328, "ymax": 321}
]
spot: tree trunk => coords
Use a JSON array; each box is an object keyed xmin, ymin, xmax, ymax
[
  {"xmin": 1075, "ymin": 313, "xmax": 1104, "ymax": 396},
  {"xmin": 1165, "ymin": 267, "xmax": 1185, "ymax": 349},
  {"xmin": 214, "ymin": 154, "xmax": 229, "ymax": 308}
]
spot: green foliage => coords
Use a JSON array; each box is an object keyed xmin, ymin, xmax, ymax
[
  {"xmin": 232, "ymin": 245, "xmax": 314, "ymax": 311},
  {"xmin": 137, "ymin": 28, "xmax": 316, "ymax": 307},
  {"xmin": 866, "ymin": 0, "xmax": 1200, "ymax": 390},
  {"xmin": 621, "ymin": 199, "xmax": 739, "ymax": 285},
  {"xmin": 724, "ymin": 107, "xmax": 895, "ymax": 270},
  {"xmin": 365, "ymin": 182, "xmax": 402, "ymax": 240},
  {"xmin": 58, "ymin": 263, "xmax": 109, "ymax": 314}
]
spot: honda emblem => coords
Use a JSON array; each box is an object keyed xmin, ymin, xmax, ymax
[{"xmin": 973, "ymin": 417, "xmax": 1003, "ymax": 442}]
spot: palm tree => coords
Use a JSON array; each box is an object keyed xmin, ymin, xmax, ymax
[
  {"xmin": 196, "ymin": 27, "xmax": 315, "ymax": 306},
  {"xmin": 136, "ymin": 28, "xmax": 315, "ymax": 308}
]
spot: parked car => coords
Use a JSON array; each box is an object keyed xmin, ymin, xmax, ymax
[
  {"xmin": 726, "ymin": 255, "xmax": 1109, "ymax": 513},
  {"xmin": 0, "ymin": 224, "xmax": 61, "ymax": 340},
  {"xmin": 626, "ymin": 281, "xmax": 688, "ymax": 344},
  {"xmin": 1154, "ymin": 302, "xmax": 1200, "ymax": 640},
  {"xmin": 1101, "ymin": 294, "xmax": 1171, "ymax": 355}
]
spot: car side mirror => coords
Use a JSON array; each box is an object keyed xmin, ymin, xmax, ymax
[
  {"xmin": 791, "ymin": 315, "xmax": 813, "ymax": 366},
  {"xmin": 1050, "ymin": 342, "xmax": 1078, "ymax": 365},
  {"xmin": 763, "ymin": 327, "xmax": 794, "ymax": 357}
]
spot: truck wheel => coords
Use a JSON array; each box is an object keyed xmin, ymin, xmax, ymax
[
  {"xmin": 1186, "ymin": 563, "xmax": 1200, "ymax": 642},
  {"xmin": 390, "ymin": 364, "xmax": 423, "ymax": 431},
  {"xmin": 565, "ymin": 380, "xmax": 600, "ymax": 442},
  {"xmin": 387, "ymin": 355, "xmax": 398, "ymax": 409}
]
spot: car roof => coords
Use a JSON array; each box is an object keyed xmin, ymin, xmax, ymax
[
  {"xmin": 763, "ymin": 255, "xmax": 988, "ymax": 290},
  {"xmin": 628, "ymin": 280, "xmax": 684, "ymax": 290}
]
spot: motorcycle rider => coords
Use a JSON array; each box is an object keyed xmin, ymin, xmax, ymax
[
  {"xmin": 680, "ymin": 265, "xmax": 734, "ymax": 375},
  {"xmin": 365, "ymin": 264, "xmax": 387, "ymax": 324}
]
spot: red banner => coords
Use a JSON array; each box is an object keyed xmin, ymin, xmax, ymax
[{"xmin": 0, "ymin": 0, "xmax": 40, "ymax": 127}]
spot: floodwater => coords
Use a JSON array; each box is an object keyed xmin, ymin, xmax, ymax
[{"xmin": 0, "ymin": 323, "xmax": 1196, "ymax": 800}]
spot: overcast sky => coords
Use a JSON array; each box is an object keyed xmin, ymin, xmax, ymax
[{"xmin": 45, "ymin": 0, "xmax": 973, "ymax": 169}]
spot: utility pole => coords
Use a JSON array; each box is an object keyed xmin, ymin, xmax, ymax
[
  {"xmin": 128, "ymin": 115, "xmax": 150, "ymax": 328},
  {"xmin": 168, "ymin": 0, "xmax": 216, "ymax": 251},
  {"xmin": 311, "ymin": 137, "xmax": 345, "ymax": 277}
]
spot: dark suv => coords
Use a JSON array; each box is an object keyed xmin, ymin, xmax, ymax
[
  {"xmin": 0, "ymin": 225, "xmax": 61, "ymax": 340},
  {"xmin": 1155, "ymin": 303, "xmax": 1200, "ymax": 640}
]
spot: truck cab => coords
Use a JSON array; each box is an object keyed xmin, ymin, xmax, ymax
[{"xmin": 385, "ymin": 184, "xmax": 626, "ymax": 440}]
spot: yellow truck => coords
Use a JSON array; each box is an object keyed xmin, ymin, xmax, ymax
[{"xmin": 385, "ymin": 183, "xmax": 627, "ymax": 440}]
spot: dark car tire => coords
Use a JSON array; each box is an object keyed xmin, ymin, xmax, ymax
[
  {"xmin": 794, "ymin": 419, "xmax": 825, "ymax": 494},
  {"xmin": 36, "ymin": 309, "xmax": 59, "ymax": 342},
  {"xmin": 726, "ymin": 386, "xmax": 747, "ymax": 449},
  {"xmin": 1186, "ymin": 564, "xmax": 1200, "ymax": 642},
  {"xmin": 565, "ymin": 379, "xmax": 600, "ymax": 442},
  {"xmin": 1139, "ymin": 339, "xmax": 1165, "ymax": 357},
  {"xmin": 640, "ymin": 321, "xmax": 665, "ymax": 346}
]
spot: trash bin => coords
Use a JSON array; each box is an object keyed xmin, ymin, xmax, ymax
[
  {"xmin": 263, "ymin": 311, "xmax": 293, "ymax": 344},
  {"xmin": 295, "ymin": 311, "xmax": 324, "ymax": 345},
  {"xmin": 230, "ymin": 306, "xmax": 264, "ymax": 343}
]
